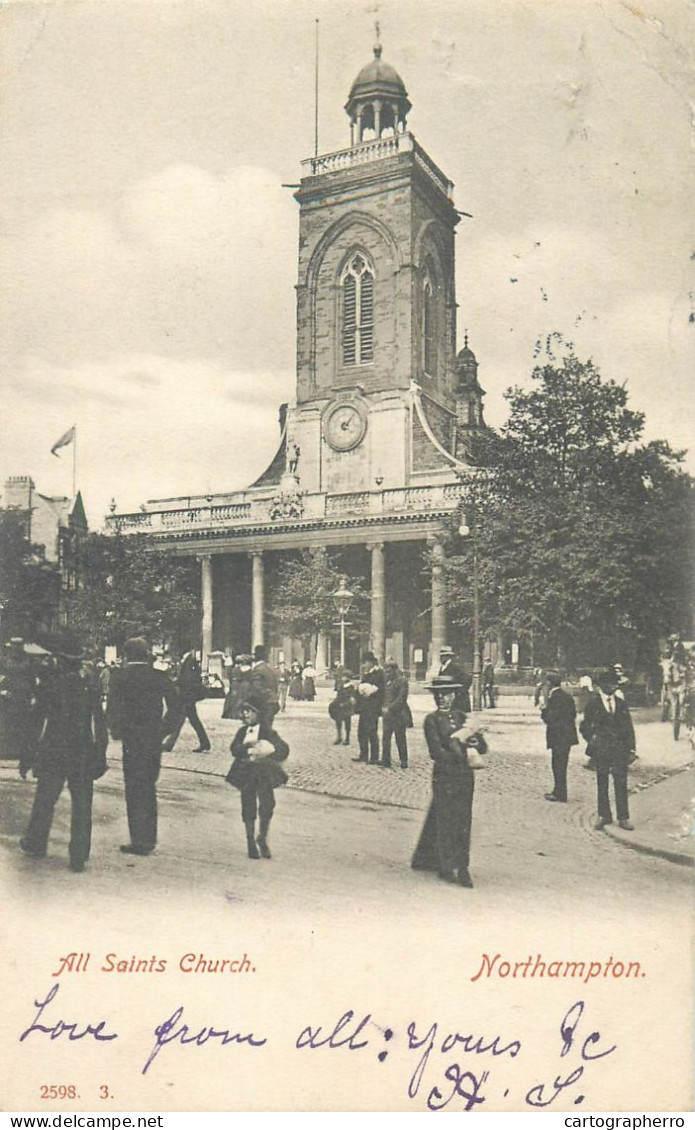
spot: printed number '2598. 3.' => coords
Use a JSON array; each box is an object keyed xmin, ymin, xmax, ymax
[{"xmin": 40, "ymin": 1085, "xmax": 78, "ymax": 1100}]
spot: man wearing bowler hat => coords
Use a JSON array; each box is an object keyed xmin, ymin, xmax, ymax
[
  {"xmin": 19, "ymin": 631, "xmax": 108, "ymax": 873},
  {"xmin": 438, "ymin": 645, "xmax": 472, "ymax": 714},
  {"xmin": 580, "ymin": 669, "xmax": 636, "ymax": 831},
  {"xmin": 107, "ymin": 636, "xmax": 178, "ymax": 855}
]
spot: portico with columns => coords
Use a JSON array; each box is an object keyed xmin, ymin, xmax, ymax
[{"xmin": 107, "ymin": 38, "xmax": 487, "ymax": 674}]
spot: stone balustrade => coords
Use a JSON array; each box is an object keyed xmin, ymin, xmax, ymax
[
  {"xmin": 300, "ymin": 132, "xmax": 453, "ymax": 200},
  {"xmin": 105, "ymin": 482, "xmax": 464, "ymax": 537}
]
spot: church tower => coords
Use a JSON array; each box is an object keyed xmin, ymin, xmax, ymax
[{"xmin": 290, "ymin": 38, "xmax": 467, "ymax": 496}]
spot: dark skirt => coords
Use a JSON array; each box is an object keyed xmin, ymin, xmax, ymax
[
  {"xmin": 226, "ymin": 758, "xmax": 288, "ymax": 791},
  {"xmin": 288, "ymin": 675, "xmax": 303, "ymax": 700},
  {"xmin": 412, "ymin": 766, "xmax": 475, "ymax": 874}
]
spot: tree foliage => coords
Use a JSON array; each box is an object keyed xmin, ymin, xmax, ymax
[
  {"xmin": 63, "ymin": 532, "xmax": 200, "ymax": 655},
  {"xmin": 266, "ymin": 548, "xmax": 369, "ymax": 653},
  {"xmin": 0, "ymin": 510, "xmax": 61, "ymax": 643},
  {"xmin": 443, "ymin": 336, "xmax": 695, "ymax": 670}
]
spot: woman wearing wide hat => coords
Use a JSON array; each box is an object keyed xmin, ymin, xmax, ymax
[{"xmin": 411, "ymin": 675, "xmax": 487, "ymax": 888}]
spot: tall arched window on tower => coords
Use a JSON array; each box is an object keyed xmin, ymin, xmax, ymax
[
  {"xmin": 423, "ymin": 270, "xmax": 437, "ymax": 377},
  {"xmin": 341, "ymin": 252, "xmax": 374, "ymax": 367}
]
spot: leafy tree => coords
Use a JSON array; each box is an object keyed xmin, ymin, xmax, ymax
[
  {"xmin": 266, "ymin": 548, "xmax": 369, "ymax": 659},
  {"xmin": 63, "ymin": 532, "xmax": 200, "ymax": 656},
  {"xmin": 443, "ymin": 336, "xmax": 695, "ymax": 671},
  {"xmin": 0, "ymin": 509, "xmax": 61, "ymax": 643}
]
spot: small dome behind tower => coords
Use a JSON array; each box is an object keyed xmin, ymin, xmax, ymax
[{"xmin": 455, "ymin": 333, "xmax": 486, "ymax": 430}]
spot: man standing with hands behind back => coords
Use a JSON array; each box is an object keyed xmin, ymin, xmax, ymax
[
  {"xmin": 540, "ymin": 671, "xmax": 578, "ymax": 803},
  {"xmin": 107, "ymin": 636, "xmax": 178, "ymax": 856}
]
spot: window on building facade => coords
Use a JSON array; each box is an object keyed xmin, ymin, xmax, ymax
[
  {"xmin": 423, "ymin": 272, "xmax": 437, "ymax": 377},
  {"xmin": 341, "ymin": 252, "xmax": 374, "ymax": 366}
]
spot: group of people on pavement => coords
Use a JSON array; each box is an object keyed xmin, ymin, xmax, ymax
[
  {"xmin": 15, "ymin": 634, "xmax": 291, "ymax": 869},
  {"xmin": 9, "ymin": 623, "xmax": 673, "ymax": 886},
  {"xmin": 539, "ymin": 667, "xmax": 637, "ymax": 831},
  {"xmin": 328, "ymin": 653, "xmax": 412, "ymax": 767}
]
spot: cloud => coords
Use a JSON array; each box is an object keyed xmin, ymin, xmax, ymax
[
  {"xmin": 0, "ymin": 353, "xmax": 294, "ymax": 527},
  {"xmin": 1, "ymin": 161, "xmax": 297, "ymax": 369}
]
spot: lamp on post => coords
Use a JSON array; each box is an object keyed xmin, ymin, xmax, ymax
[
  {"xmin": 458, "ymin": 514, "xmax": 482, "ymax": 711},
  {"xmin": 332, "ymin": 575, "xmax": 354, "ymax": 669}
]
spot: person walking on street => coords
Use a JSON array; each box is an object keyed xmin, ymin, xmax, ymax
[
  {"xmin": 162, "ymin": 648, "xmax": 210, "ymax": 752},
  {"xmin": 277, "ymin": 661, "xmax": 289, "ymax": 713},
  {"xmin": 380, "ymin": 659, "xmax": 410, "ymax": 768},
  {"xmin": 107, "ymin": 636, "xmax": 178, "ymax": 856},
  {"xmin": 249, "ymin": 645, "xmax": 280, "ymax": 726},
  {"xmin": 438, "ymin": 646, "xmax": 472, "ymax": 714},
  {"xmin": 226, "ymin": 694, "xmax": 289, "ymax": 859},
  {"xmin": 580, "ymin": 669, "xmax": 637, "ymax": 831},
  {"xmin": 222, "ymin": 654, "xmax": 253, "ymax": 721},
  {"xmin": 0, "ymin": 638, "xmax": 37, "ymax": 763},
  {"xmin": 354, "ymin": 651, "xmax": 384, "ymax": 764},
  {"xmin": 328, "ymin": 669, "xmax": 356, "ymax": 745},
  {"xmin": 301, "ymin": 661, "xmax": 317, "ymax": 702},
  {"xmin": 411, "ymin": 675, "xmax": 487, "ymax": 888},
  {"xmin": 540, "ymin": 671, "xmax": 578, "ymax": 803},
  {"xmin": 19, "ymin": 632, "xmax": 108, "ymax": 873},
  {"xmin": 482, "ymin": 659, "xmax": 496, "ymax": 708}
]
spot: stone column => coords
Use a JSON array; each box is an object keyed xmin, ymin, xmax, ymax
[
  {"xmin": 282, "ymin": 635, "xmax": 294, "ymax": 665},
  {"xmin": 369, "ymin": 542, "xmax": 386, "ymax": 661},
  {"xmin": 429, "ymin": 538, "xmax": 447, "ymax": 673},
  {"xmin": 316, "ymin": 631, "xmax": 329, "ymax": 672},
  {"xmin": 374, "ymin": 99, "xmax": 382, "ymax": 138},
  {"xmin": 199, "ymin": 554, "xmax": 213, "ymax": 669},
  {"xmin": 250, "ymin": 551, "xmax": 264, "ymax": 649}
]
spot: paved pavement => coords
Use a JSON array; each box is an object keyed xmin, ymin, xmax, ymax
[{"xmin": 110, "ymin": 689, "xmax": 694, "ymax": 867}]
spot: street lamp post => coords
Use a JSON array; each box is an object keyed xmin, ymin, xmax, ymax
[
  {"xmin": 459, "ymin": 514, "xmax": 482, "ymax": 711},
  {"xmin": 332, "ymin": 575, "xmax": 354, "ymax": 669}
]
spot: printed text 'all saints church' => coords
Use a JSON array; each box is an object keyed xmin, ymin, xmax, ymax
[{"xmin": 108, "ymin": 39, "xmax": 492, "ymax": 677}]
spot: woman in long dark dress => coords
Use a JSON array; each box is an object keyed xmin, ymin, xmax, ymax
[
  {"xmin": 288, "ymin": 661, "xmax": 304, "ymax": 701},
  {"xmin": 412, "ymin": 675, "xmax": 486, "ymax": 888}
]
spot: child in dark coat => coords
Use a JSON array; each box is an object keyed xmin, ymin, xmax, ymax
[{"xmin": 226, "ymin": 695, "xmax": 289, "ymax": 859}]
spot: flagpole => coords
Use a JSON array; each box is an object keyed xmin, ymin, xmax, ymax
[
  {"xmin": 314, "ymin": 19, "xmax": 319, "ymax": 160},
  {"xmin": 72, "ymin": 425, "xmax": 77, "ymax": 499}
]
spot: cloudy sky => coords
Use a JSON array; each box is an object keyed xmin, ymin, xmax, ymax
[{"xmin": 1, "ymin": 0, "xmax": 693, "ymax": 526}]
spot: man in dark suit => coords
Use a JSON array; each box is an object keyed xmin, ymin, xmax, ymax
[
  {"xmin": 379, "ymin": 659, "xmax": 410, "ymax": 768},
  {"xmin": 19, "ymin": 632, "xmax": 108, "ymax": 873},
  {"xmin": 540, "ymin": 671, "xmax": 578, "ymax": 802},
  {"xmin": 162, "ymin": 648, "xmax": 210, "ymax": 752},
  {"xmin": 107, "ymin": 636, "xmax": 178, "ymax": 855},
  {"xmin": 580, "ymin": 670, "xmax": 637, "ymax": 831},
  {"xmin": 354, "ymin": 651, "xmax": 385, "ymax": 764},
  {"xmin": 438, "ymin": 646, "xmax": 472, "ymax": 714},
  {"xmin": 249, "ymin": 645, "xmax": 280, "ymax": 727}
]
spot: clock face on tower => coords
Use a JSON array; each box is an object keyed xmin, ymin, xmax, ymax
[{"xmin": 324, "ymin": 400, "xmax": 368, "ymax": 452}]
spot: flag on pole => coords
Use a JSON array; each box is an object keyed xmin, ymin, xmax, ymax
[{"xmin": 51, "ymin": 426, "xmax": 76, "ymax": 457}]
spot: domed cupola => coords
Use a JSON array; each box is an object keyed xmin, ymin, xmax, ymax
[
  {"xmin": 456, "ymin": 333, "xmax": 479, "ymax": 388},
  {"xmin": 455, "ymin": 333, "xmax": 486, "ymax": 429},
  {"xmin": 345, "ymin": 39, "xmax": 411, "ymax": 146}
]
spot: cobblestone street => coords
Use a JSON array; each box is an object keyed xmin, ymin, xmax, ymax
[
  {"xmin": 153, "ymin": 689, "xmax": 691, "ymax": 817},
  {"xmin": 2, "ymin": 691, "xmax": 691, "ymax": 919}
]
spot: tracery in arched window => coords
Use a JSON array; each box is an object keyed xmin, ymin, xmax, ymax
[{"xmin": 341, "ymin": 252, "xmax": 374, "ymax": 367}]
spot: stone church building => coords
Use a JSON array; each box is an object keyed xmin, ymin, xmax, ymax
[{"xmin": 108, "ymin": 42, "xmax": 488, "ymax": 676}]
